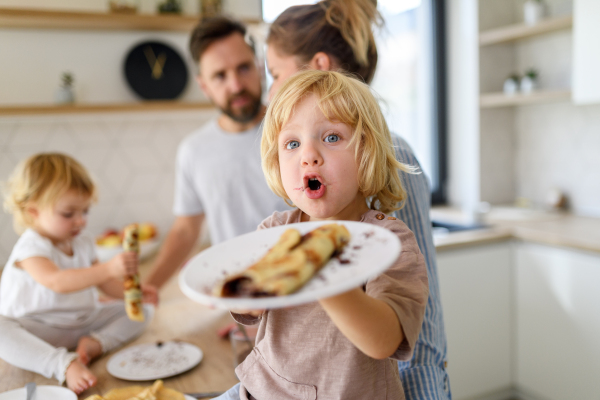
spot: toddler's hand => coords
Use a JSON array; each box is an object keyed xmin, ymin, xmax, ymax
[
  {"xmin": 107, "ymin": 251, "xmax": 138, "ymax": 278},
  {"xmin": 141, "ymin": 284, "xmax": 159, "ymax": 306},
  {"xmin": 231, "ymin": 308, "xmax": 265, "ymax": 318}
]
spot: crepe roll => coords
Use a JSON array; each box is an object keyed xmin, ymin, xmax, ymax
[
  {"xmin": 213, "ymin": 223, "xmax": 350, "ymax": 298},
  {"xmin": 123, "ymin": 224, "xmax": 144, "ymax": 322}
]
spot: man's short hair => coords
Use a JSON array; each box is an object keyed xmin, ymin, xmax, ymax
[{"xmin": 189, "ymin": 16, "xmax": 253, "ymax": 65}]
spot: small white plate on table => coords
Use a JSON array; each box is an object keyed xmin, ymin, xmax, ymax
[
  {"xmin": 107, "ymin": 341, "xmax": 203, "ymax": 381},
  {"xmin": 0, "ymin": 386, "xmax": 76, "ymax": 400},
  {"xmin": 179, "ymin": 220, "xmax": 401, "ymax": 310}
]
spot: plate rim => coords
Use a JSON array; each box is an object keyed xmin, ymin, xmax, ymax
[
  {"xmin": 106, "ymin": 341, "xmax": 203, "ymax": 381},
  {"xmin": 0, "ymin": 385, "xmax": 76, "ymax": 399},
  {"xmin": 179, "ymin": 220, "xmax": 400, "ymax": 310}
]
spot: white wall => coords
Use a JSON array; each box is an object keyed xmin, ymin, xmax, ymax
[
  {"xmin": 446, "ymin": 0, "xmax": 480, "ymax": 221},
  {"xmin": 512, "ymin": 0, "xmax": 600, "ymax": 216},
  {"xmin": 474, "ymin": 0, "xmax": 600, "ymax": 216}
]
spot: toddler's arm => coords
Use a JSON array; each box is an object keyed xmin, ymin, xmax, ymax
[
  {"xmin": 319, "ymin": 221, "xmax": 429, "ymax": 361},
  {"xmin": 319, "ymin": 288, "xmax": 403, "ymax": 359},
  {"xmin": 19, "ymin": 251, "xmax": 138, "ymax": 293}
]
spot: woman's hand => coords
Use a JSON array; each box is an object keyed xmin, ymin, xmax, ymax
[
  {"xmin": 106, "ymin": 251, "xmax": 138, "ymax": 278},
  {"xmin": 141, "ymin": 284, "xmax": 159, "ymax": 306}
]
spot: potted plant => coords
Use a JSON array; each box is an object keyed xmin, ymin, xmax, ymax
[
  {"xmin": 157, "ymin": 0, "xmax": 182, "ymax": 14},
  {"xmin": 520, "ymin": 68, "xmax": 539, "ymax": 93},
  {"xmin": 524, "ymin": 0, "xmax": 546, "ymax": 26},
  {"xmin": 503, "ymin": 73, "xmax": 520, "ymax": 95},
  {"xmin": 55, "ymin": 72, "xmax": 75, "ymax": 104}
]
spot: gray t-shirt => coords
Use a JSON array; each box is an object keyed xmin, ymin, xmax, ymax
[{"xmin": 173, "ymin": 119, "xmax": 288, "ymax": 245}]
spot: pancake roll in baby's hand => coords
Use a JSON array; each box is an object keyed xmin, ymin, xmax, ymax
[{"xmin": 213, "ymin": 223, "xmax": 350, "ymax": 298}]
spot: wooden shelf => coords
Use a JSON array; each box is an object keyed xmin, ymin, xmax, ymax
[
  {"xmin": 0, "ymin": 7, "xmax": 261, "ymax": 32},
  {"xmin": 480, "ymin": 90, "xmax": 571, "ymax": 108},
  {"xmin": 0, "ymin": 101, "xmax": 215, "ymax": 116},
  {"xmin": 479, "ymin": 15, "xmax": 572, "ymax": 46}
]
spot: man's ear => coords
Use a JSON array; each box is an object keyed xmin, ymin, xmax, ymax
[
  {"xmin": 196, "ymin": 73, "xmax": 209, "ymax": 98},
  {"xmin": 309, "ymin": 52, "xmax": 332, "ymax": 71}
]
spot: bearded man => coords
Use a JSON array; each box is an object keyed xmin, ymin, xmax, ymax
[{"xmin": 145, "ymin": 17, "xmax": 287, "ymax": 288}]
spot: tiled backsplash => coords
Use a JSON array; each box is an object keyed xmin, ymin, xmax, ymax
[
  {"xmin": 0, "ymin": 110, "xmax": 218, "ymax": 266},
  {"xmin": 515, "ymin": 102, "xmax": 600, "ymax": 217}
]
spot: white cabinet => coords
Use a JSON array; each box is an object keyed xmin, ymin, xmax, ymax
[
  {"xmin": 437, "ymin": 242, "xmax": 513, "ymax": 400},
  {"xmin": 515, "ymin": 242, "xmax": 600, "ymax": 400},
  {"xmin": 437, "ymin": 238, "xmax": 600, "ymax": 400}
]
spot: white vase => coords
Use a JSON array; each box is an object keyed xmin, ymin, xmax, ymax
[
  {"xmin": 524, "ymin": 0, "xmax": 545, "ymax": 26},
  {"xmin": 503, "ymin": 78, "xmax": 519, "ymax": 95},
  {"xmin": 55, "ymin": 86, "xmax": 75, "ymax": 104},
  {"xmin": 520, "ymin": 76, "xmax": 537, "ymax": 93}
]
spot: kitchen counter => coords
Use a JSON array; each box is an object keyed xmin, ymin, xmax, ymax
[{"xmin": 432, "ymin": 206, "xmax": 600, "ymax": 254}]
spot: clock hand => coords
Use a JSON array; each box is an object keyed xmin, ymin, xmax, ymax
[
  {"xmin": 144, "ymin": 46, "xmax": 157, "ymax": 71},
  {"xmin": 152, "ymin": 52, "xmax": 167, "ymax": 79}
]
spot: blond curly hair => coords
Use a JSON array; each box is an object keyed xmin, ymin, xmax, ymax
[
  {"xmin": 2, "ymin": 153, "xmax": 96, "ymax": 233},
  {"xmin": 261, "ymin": 70, "xmax": 417, "ymax": 215}
]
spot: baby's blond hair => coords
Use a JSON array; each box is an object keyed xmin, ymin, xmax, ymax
[
  {"xmin": 261, "ymin": 70, "xmax": 417, "ymax": 215},
  {"xmin": 2, "ymin": 153, "xmax": 97, "ymax": 233}
]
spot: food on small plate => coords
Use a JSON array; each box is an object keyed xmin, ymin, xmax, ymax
[
  {"xmin": 96, "ymin": 229, "xmax": 122, "ymax": 247},
  {"xmin": 84, "ymin": 379, "xmax": 184, "ymax": 400},
  {"xmin": 123, "ymin": 224, "xmax": 144, "ymax": 322},
  {"xmin": 96, "ymin": 223, "xmax": 157, "ymax": 247},
  {"xmin": 213, "ymin": 223, "xmax": 350, "ymax": 298}
]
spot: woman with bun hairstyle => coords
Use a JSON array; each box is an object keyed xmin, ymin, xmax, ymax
[{"xmin": 264, "ymin": 1, "xmax": 451, "ymax": 399}]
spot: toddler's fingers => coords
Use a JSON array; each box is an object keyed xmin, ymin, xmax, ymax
[{"xmin": 231, "ymin": 309, "xmax": 265, "ymax": 317}]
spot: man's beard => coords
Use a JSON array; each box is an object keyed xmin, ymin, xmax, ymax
[{"xmin": 220, "ymin": 90, "xmax": 262, "ymax": 123}]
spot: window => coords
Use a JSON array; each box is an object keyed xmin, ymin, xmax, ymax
[{"xmin": 262, "ymin": 0, "xmax": 447, "ymax": 204}]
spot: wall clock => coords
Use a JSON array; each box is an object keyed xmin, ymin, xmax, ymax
[{"xmin": 124, "ymin": 40, "xmax": 189, "ymax": 100}]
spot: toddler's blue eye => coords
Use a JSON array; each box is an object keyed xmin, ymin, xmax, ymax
[
  {"xmin": 324, "ymin": 134, "xmax": 340, "ymax": 143},
  {"xmin": 286, "ymin": 140, "xmax": 300, "ymax": 149}
]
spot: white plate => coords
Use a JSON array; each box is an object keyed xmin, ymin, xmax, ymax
[
  {"xmin": 0, "ymin": 386, "xmax": 76, "ymax": 400},
  {"xmin": 106, "ymin": 341, "xmax": 203, "ymax": 381},
  {"xmin": 95, "ymin": 238, "xmax": 160, "ymax": 263},
  {"xmin": 179, "ymin": 220, "xmax": 401, "ymax": 310}
]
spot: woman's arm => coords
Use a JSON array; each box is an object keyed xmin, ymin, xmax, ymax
[
  {"xmin": 19, "ymin": 252, "xmax": 138, "ymax": 294},
  {"xmin": 98, "ymin": 279, "xmax": 159, "ymax": 306},
  {"xmin": 319, "ymin": 288, "xmax": 403, "ymax": 360}
]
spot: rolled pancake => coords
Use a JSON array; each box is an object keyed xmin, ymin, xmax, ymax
[
  {"xmin": 213, "ymin": 223, "xmax": 350, "ymax": 297},
  {"xmin": 84, "ymin": 380, "xmax": 185, "ymax": 400},
  {"xmin": 123, "ymin": 224, "xmax": 144, "ymax": 322}
]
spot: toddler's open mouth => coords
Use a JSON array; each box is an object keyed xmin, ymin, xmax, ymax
[
  {"xmin": 308, "ymin": 177, "xmax": 322, "ymax": 191},
  {"xmin": 303, "ymin": 175, "xmax": 326, "ymax": 199}
]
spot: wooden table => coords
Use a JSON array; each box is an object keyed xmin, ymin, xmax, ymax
[{"xmin": 0, "ymin": 253, "xmax": 240, "ymax": 398}]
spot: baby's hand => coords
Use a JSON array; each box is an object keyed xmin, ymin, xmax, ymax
[
  {"xmin": 107, "ymin": 251, "xmax": 138, "ymax": 278},
  {"xmin": 141, "ymin": 284, "xmax": 159, "ymax": 306}
]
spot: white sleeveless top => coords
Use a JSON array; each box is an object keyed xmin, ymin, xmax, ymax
[{"xmin": 0, "ymin": 229, "xmax": 100, "ymax": 328}]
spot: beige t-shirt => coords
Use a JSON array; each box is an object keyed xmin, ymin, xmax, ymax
[{"xmin": 233, "ymin": 209, "xmax": 429, "ymax": 400}]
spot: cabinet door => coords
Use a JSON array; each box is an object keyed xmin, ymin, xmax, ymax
[
  {"xmin": 516, "ymin": 242, "xmax": 600, "ymax": 400},
  {"xmin": 437, "ymin": 242, "xmax": 512, "ymax": 400}
]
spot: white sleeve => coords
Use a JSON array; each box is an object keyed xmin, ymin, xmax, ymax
[
  {"xmin": 13, "ymin": 232, "xmax": 53, "ymax": 262},
  {"xmin": 78, "ymin": 232, "xmax": 99, "ymax": 265},
  {"xmin": 172, "ymin": 139, "xmax": 204, "ymax": 216}
]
